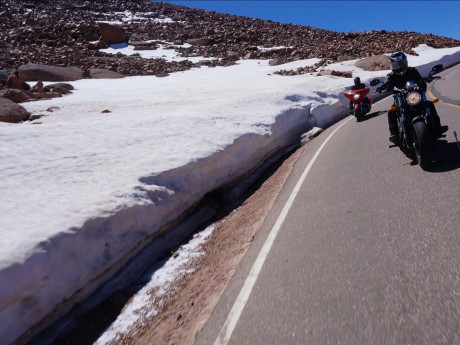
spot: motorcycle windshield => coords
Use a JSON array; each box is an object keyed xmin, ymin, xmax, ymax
[{"xmin": 344, "ymin": 88, "xmax": 370, "ymax": 101}]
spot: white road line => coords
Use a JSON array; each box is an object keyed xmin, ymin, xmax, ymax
[{"xmin": 213, "ymin": 116, "xmax": 354, "ymax": 345}]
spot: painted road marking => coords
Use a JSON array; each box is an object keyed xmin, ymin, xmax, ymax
[
  {"xmin": 429, "ymin": 68, "xmax": 460, "ymax": 109},
  {"xmin": 427, "ymin": 89, "xmax": 460, "ymax": 109},
  {"xmin": 213, "ymin": 116, "xmax": 353, "ymax": 345}
]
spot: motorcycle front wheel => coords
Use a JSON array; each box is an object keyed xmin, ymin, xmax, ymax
[
  {"xmin": 412, "ymin": 121, "xmax": 434, "ymax": 170},
  {"xmin": 354, "ymin": 109, "xmax": 363, "ymax": 122}
]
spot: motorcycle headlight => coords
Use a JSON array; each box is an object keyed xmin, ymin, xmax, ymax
[
  {"xmin": 353, "ymin": 94, "xmax": 360, "ymax": 100},
  {"xmin": 406, "ymin": 91, "xmax": 422, "ymax": 105}
]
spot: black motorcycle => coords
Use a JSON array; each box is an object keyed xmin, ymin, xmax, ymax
[{"xmin": 370, "ymin": 64, "xmax": 443, "ymax": 170}]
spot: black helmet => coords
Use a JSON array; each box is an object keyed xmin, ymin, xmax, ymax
[
  {"xmin": 354, "ymin": 77, "xmax": 361, "ymax": 85},
  {"xmin": 390, "ymin": 51, "xmax": 408, "ymax": 75}
]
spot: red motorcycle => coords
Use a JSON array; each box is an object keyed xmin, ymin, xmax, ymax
[{"xmin": 343, "ymin": 87, "xmax": 372, "ymax": 122}]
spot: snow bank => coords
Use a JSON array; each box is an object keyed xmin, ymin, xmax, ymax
[{"xmin": 1, "ymin": 46, "xmax": 459, "ymax": 344}]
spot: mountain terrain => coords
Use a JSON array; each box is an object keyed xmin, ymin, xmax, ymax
[
  {"xmin": 1, "ymin": 0, "xmax": 460, "ymax": 78},
  {"xmin": 2, "ymin": 2, "xmax": 460, "ymax": 345}
]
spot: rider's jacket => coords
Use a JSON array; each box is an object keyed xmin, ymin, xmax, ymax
[
  {"xmin": 380, "ymin": 67, "xmax": 427, "ymax": 91},
  {"xmin": 351, "ymin": 82, "xmax": 366, "ymax": 90}
]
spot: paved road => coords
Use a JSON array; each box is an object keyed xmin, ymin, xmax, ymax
[
  {"xmin": 431, "ymin": 64, "xmax": 460, "ymax": 107},
  {"xmin": 197, "ymin": 64, "xmax": 460, "ymax": 345}
]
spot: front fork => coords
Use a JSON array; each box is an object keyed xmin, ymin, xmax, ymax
[
  {"xmin": 422, "ymin": 92, "xmax": 436, "ymax": 133},
  {"xmin": 397, "ymin": 95, "xmax": 412, "ymax": 146}
]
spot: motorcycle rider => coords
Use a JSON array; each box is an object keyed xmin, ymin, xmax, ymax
[
  {"xmin": 352, "ymin": 76, "xmax": 366, "ymax": 90},
  {"xmin": 348, "ymin": 76, "xmax": 370, "ymax": 114},
  {"xmin": 376, "ymin": 51, "xmax": 448, "ymax": 144}
]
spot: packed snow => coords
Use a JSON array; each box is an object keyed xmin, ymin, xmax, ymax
[{"xmin": 1, "ymin": 43, "xmax": 460, "ymax": 344}]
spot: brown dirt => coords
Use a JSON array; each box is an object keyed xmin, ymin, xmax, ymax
[{"xmin": 118, "ymin": 146, "xmax": 305, "ymax": 345}]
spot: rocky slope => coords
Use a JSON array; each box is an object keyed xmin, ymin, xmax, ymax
[{"xmin": 1, "ymin": 0, "xmax": 459, "ymax": 78}]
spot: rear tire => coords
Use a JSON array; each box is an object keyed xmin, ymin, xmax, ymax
[{"xmin": 412, "ymin": 121, "xmax": 433, "ymax": 170}]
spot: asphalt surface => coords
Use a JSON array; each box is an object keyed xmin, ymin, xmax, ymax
[
  {"xmin": 197, "ymin": 64, "xmax": 460, "ymax": 345},
  {"xmin": 431, "ymin": 65, "xmax": 460, "ymax": 107}
]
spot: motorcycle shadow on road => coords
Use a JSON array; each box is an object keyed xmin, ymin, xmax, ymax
[
  {"xmin": 429, "ymin": 139, "xmax": 460, "ymax": 172},
  {"xmin": 360, "ymin": 110, "xmax": 386, "ymax": 122},
  {"xmin": 393, "ymin": 139, "xmax": 460, "ymax": 172}
]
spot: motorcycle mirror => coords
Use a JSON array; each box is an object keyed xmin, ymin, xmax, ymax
[{"xmin": 369, "ymin": 79, "xmax": 381, "ymax": 86}]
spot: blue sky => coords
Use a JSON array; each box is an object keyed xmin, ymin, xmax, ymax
[{"xmin": 162, "ymin": 1, "xmax": 460, "ymax": 40}]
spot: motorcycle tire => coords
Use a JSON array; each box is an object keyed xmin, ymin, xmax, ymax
[
  {"xmin": 412, "ymin": 121, "xmax": 434, "ymax": 170},
  {"xmin": 426, "ymin": 114, "xmax": 437, "ymax": 144}
]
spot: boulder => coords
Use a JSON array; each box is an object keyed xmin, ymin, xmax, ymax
[
  {"xmin": 33, "ymin": 92, "xmax": 62, "ymax": 99},
  {"xmin": 44, "ymin": 83, "xmax": 74, "ymax": 94},
  {"xmin": 97, "ymin": 40, "xmax": 109, "ymax": 49},
  {"xmin": 198, "ymin": 60, "xmax": 212, "ymax": 66},
  {"xmin": 6, "ymin": 74, "xmax": 30, "ymax": 90},
  {"xmin": 269, "ymin": 58, "xmax": 287, "ymax": 66},
  {"xmin": 0, "ymin": 69, "xmax": 12, "ymax": 82},
  {"xmin": 225, "ymin": 51, "xmax": 239, "ymax": 60},
  {"xmin": 89, "ymin": 68, "xmax": 125, "ymax": 79},
  {"xmin": 187, "ymin": 37, "xmax": 210, "ymax": 46},
  {"xmin": 30, "ymin": 81, "xmax": 44, "ymax": 93},
  {"xmin": 0, "ymin": 97, "xmax": 29, "ymax": 123},
  {"xmin": 2, "ymin": 89, "xmax": 31, "ymax": 103},
  {"xmin": 355, "ymin": 55, "xmax": 390, "ymax": 71},
  {"xmin": 98, "ymin": 22, "xmax": 127, "ymax": 45},
  {"xmin": 18, "ymin": 64, "xmax": 84, "ymax": 82},
  {"xmin": 245, "ymin": 51, "xmax": 257, "ymax": 59}
]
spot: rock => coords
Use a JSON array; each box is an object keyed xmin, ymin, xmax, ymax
[
  {"xmin": 187, "ymin": 37, "xmax": 210, "ymax": 46},
  {"xmin": 44, "ymin": 83, "xmax": 75, "ymax": 93},
  {"xmin": 87, "ymin": 40, "xmax": 109, "ymax": 50},
  {"xmin": 22, "ymin": 3, "xmax": 35, "ymax": 9},
  {"xmin": 317, "ymin": 70, "xmax": 352, "ymax": 77},
  {"xmin": 46, "ymin": 106, "xmax": 60, "ymax": 112},
  {"xmin": 87, "ymin": 42, "xmax": 98, "ymax": 50},
  {"xmin": 98, "ymin": 22, "xmax": 127, "ymax": 45},
  {"xmin": 6, "ymin": 74, "xmax": 30, "ymax": 90},
  {"xmin": 339, "ymin": 71, "xmax": 353, "ymax": 78},
  {"xmin": 0, "ymin": 69, "xmax": 12, "ymax": 82},
  {"xmin": 355, "ymin": 55, "xmax": 390, "ymax": 71},
  {"xmin": 30, "ymin": 81, "xmax": 44, "ymax": 93},
  {"xmin": 269, "ymin": 58, "xmax": 287, "ymax": 66},
  {"xmin": 89, "ymin": 68, "xmax": 125, "ymax": 79},
  {"xmin": 18, "ymin": 64, "xmax": 84, "ymax": 82},
  {"xmin": 29, "ymin": 114, "xmax": 44, "ymax": 121},
  {"xmin": 245, "ymin": 51, "xmax": 257, "ymax": 59},
  {"xmin": 133, "ymin": 45, "xmax": 156, "ymax": 51},
  {"xmin": 130, "ymin": 41, "xmax": 158, "ymax": 48},
  {"xmin": 2, "ymin": 89, "xmax": 31, "ymax": 103},
  {"xmin": 33, "ymin": 92, "xmax": 62, "ymax": 99},
  {"xmin": 0, "ymin": 97, "xmax": 29, "ymax": 123},
  {"xmin": 225, "ymin": 51, "xmax": 239, "ymax": 60},
  {"xmin": 301, "ymin": 127, "xmax": 324, "ymax": 145},
  {"xmin": 97, "ymin": 40, "xmax": 109, "ymax": 49},
  {"xmin": 198, "ymin": 60, "xmax": 212, "ymax": 66},
  {"xmin": 316, "ymin": 70, "xmax": 334, "ymax": 76}
]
